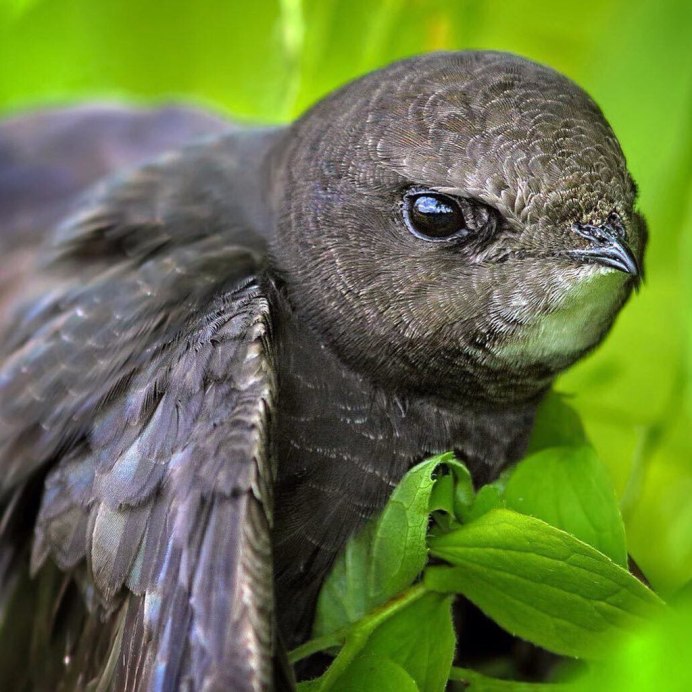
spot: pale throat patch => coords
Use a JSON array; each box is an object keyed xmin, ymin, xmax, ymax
[{"xmin": 497, "ymin": 267, "xmax": 626, "ymax": 368}]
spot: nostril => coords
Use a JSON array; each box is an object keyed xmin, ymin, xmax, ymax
[
  {"xmin": 606, "ymin": 211, "xmax": 627, "ymax": 238},
  {"xmin": 572, "ymin": 222, "xmax": 610, "ymax": 244},
  {"xmin": 572, "ymin": 210, "xmax": 628, "ymax": 246}
]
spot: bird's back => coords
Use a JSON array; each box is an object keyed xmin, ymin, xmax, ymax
[{"xmin": 0, "ymin": 104, "xmax": 230, "ymax": 333}]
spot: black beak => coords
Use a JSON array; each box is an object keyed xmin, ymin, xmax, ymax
[{"xmin": 569, "ymin": 220, "xmax": 642, "ymax": 279}]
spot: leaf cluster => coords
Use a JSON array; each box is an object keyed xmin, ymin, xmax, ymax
[{"xmin": 291, "ymin": 394, "xmax": 688, "ymax": 691}]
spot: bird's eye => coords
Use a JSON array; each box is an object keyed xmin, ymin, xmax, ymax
[{"xmin": 403, "ymin": 192, "xmax": 468, "ymax": 241}]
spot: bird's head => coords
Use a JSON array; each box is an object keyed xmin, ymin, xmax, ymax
[{"xmin": 270, "ymin": 51, "xmax": 646, "ymax": 407}]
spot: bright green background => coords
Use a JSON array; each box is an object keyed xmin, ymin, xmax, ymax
[{"xmin": 1, "ymin": 0, "xmax": 690, "ymax": 595}]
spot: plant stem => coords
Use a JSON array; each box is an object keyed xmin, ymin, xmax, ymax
[
  {"xmin": 448, "ymin": 666, "xmax": 572, "ymax": 690},
  {"xmin": 288, "ymin": 631, "xmax": 342, "ymax": 664},
  {"xmin": 289, "ymin": 582, "xmax": 428, "ymax": 688}
]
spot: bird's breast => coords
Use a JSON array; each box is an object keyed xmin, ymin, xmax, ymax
[{"xmin": 270, "ymin": 290, "xmax": 539, "ymax": 644}]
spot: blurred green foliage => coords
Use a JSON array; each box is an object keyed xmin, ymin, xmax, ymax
[{"xmin": 0, "ymin": 0, "xmax": 689, "ymax": 602}]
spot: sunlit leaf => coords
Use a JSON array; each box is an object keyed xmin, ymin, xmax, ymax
[
  {"xmin": 527, "ymin": 392, "xmax": 588, "ymax": 453},
  {"xmin": 357, "ymin": 592, "xmax": 455, "ymax": 692},
  {"xmin": 503, "ymin": 446, "xmax": 627, "ymax": 566},
  {"xmin": 313, "ymin": 454, "xmax": 458, "ymax": 636},
  {"xmin": 426, "ymin": 509, "xmax": 663, "ymax": 659},
  {"xmin": 322, "ymin": 655, "xmax": 419, "ymax": 692}
]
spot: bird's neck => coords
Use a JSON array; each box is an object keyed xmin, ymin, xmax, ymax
[
  {"xmin": 272, "ymin": 284, "xmax": 540, "ymax": 479},
  {"xmin": 270, "ymin": 285, "xmax": 539, "ymax": 643}
]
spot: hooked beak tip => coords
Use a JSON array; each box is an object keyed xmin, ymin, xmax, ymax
[{"xmin": 569, "ymin": 221, "xmax": 643, "ymax": 288}]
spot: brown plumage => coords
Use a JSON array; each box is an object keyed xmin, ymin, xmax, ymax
[{"xmin": 0, "ymin": 52, "xmax": 645, "ymax": 690}]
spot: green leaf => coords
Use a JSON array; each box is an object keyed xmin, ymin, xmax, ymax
[
  {"xmin": 367, "ymin": 456, "xmax": 441, "ymax": 601},
  {"xmin": 302, "ymin": 589, "xmax": 453, "ymax": 692},
  {"xmin": 449, "ymin": 459, "xmax": 476, "ymax": 519},
  {"xmin": 428, "ymin": 473, "xmax": 455, "ymax": 515},
  {"xmin": 358, "ymin": 592, "xmax": 455, "ymax": 692},
  {"xmin": 322, "ymin": 655, "xmax": 419, "ymax": 692},
  {"xmin": 464, "ymin": 482, "xmax": 506, "ymax": 522},
  {"xmin": 426, "ymin": 509, "xmax": 664, "ymax": 659},
  {"xmin": 527, "ymin": 392, "xmax": 588, "ymax": 453},
  {"xmin": 429, "ymin": 460, "xmax": 475, "ymax": 521},
  {"xmin": 313, "ymin": 454, "xmax": 459, "ymax": 636},
  {"xmin": 503, "ymin": 446, "xmax": 628, "ymax": 567},
  {"xmin": 311, "ymin": 521, "xmax": 376, "ymax": 639},
  {"xmin": 429, "ymin": 473, "xmax": 459, "ymax": 533}
]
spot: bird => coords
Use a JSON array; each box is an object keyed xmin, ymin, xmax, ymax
[{"xmin": 0, "ymin": 51, "xmax": 646, "ymax": 690}]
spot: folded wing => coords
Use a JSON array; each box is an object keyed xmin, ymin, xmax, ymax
[{"xmin": 0, "ymin": 113, "xmax": 278, "ymax": 690}]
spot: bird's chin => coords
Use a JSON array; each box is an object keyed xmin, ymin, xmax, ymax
[{"xmin": 494, "ymin": 265, "xmax": 631, "ymax": 373}]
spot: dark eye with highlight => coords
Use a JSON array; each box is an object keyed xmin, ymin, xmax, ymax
[{"xmin": 403, "ymin": 192, "xmax": 467, "ymax": 240}]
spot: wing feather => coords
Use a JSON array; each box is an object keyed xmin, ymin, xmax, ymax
[
  {"xmin": 0, "ymin": 131, "xmax": 280, "ymax": 690},
  {"xmin": 25, "ymin": 283, "xmax": 277, "ymax": 691}
]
